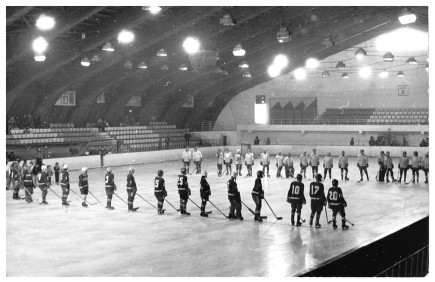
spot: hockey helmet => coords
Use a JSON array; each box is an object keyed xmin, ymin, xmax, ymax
[
  {"xmin": 296, "ymin": 174, "xmax": 303, "ymax": 181},
  {"xmin": 107, "ymin": 167, "xmax": 112, "ymax": 173},
  {"xmin": 237, "ymin": 149, "xmax": 241, "ymax": 153},
  {"xmin": 181, "ymin": 167, "xmax": 187, "ymax": 174},
  {"xmin": 232, "ymin": 171, "xmax": 238, "ymax": 178},
  {"xmin": 41, "ymin": 165, "xmax": 47, "ymax": 172},
  {"xmin": 257, "ymin": 170, "xmax": 264, "ymax": 178},
  {"xmin": 316, "ymin": 174, "xmax": 322, "ymax": 182},
  {"xmin": 157, "ymin": 169, "xmax": 164, "ymax": 177},
  {"xmin": 82, "ymin": 167, "xmax": 88, "ymax": 173},
  {"xmin": 63, "ymin": 164, "xmax": 68, "ymax": 170},
  {"xmin": 332, "ymin": 179, "xmax": 339, "ymax": 187},
  {"xmin": 128, "ymin": 167, "xmax": 135, "ymax": 174},
  {"xmin": 202, "ymin": 171, "xmax": 208, "ymax": 177}
]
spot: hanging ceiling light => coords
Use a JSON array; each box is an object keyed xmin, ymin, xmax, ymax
[
  {"xmin": 91, "ymin": 54, "xmax": 101, "ymax": 62},
  {"xmin": 220, "ymin": 14, "xmax": 235, "ymax": 25},
  {"xmin": 138, "ymin": 61, "xmax": 148, "ymax": 69},
  {"xmin": 359, "ymin": 66, "xmax": 372, "ymax": 78},
  {"xmin": 355, "ymin": 47, "xmax": 367, "ymax": 60},
  {"xmin": 273, "ymin": 54, "xmax": 289, "ymax": 69},
  {"xmin": 102, "ymin": 42, "xmax": 114, "ymax": 52},
  {"xmin": 336, "ymin": 61, "xmax": 345, "ymax": 69},
  {"xmin": 407, "ymin": 57, "xmax": 417, "ymax": 65},
  {"xmin": 276, "ymin": 27, "xmax": 292, "ymax": 43},
  {"xmin": 398, "ymin": 7, "xmax": 417, "ymax": 25},
  {"xmin": 35, "ymin": 14, "xmax": 55, "ymax": 30},
  {"xmin": 306, "ymin": 58, "xmax": 319, "ymax": 69},
  {"xmin": 34, "ymin": 54, "xmax": 46, "ymax": 62},
  {"xmin": 144, "ymin": 6, "xmax": 162, "ymax": 15},
  {"xmin": 379, "ymin": 69, "xmax": 389, "ymax": 78},
  {"xmin": 81, "ymin": 57, "xmax": 90, "ymax": 67},
  {"xmin": 322, "ymin": 70, "xmax": 330, "ymax": 77},
  {"xmin": 178, "ymin": 64, "xmax": 188, "ymax": 71},
  {"xmin": 238, "ymin": 61, "xmax": 249, "ymax": 69},
  {"xmin": 294, "ymin": 68, "xmax": 307, "ymax": 80},
  {"xmin": 397, "ymin": 71, "xmax": 405, "ymax": 77},
  {"xmin": 32, "ymin": 37, "xmax": 48, "ymax": 53},
  {"xmin": 123, "ymin": 61, "xmax": 133, "ymax": 69},
  {"xmin": 242, "ymin": 70, "xmax": 252, "ymax": 78},
  {"xmin": 183, "ymin": 37, "xmax": 200, "ymax": 54},
  {"xmin": 341, "ymin": 72, "xmax": 349, "ymax": 79},
  {"xmin": 156, "ymin": 48, "xmax": 168, "ymax": 57},
  {"xmin": 268, "ymin": 64, "xmax": 281, "ymax": 78},
  {"xmin": 118, "ymin": 30, "xmax": 135, "ymax": 44},
  {"xmin": 383, "ymin": 52, "xmax": 394, "ymax": 62},
  {"xmin": 232, "ymin": 44, "xmax": 246, "ymax": 56}
]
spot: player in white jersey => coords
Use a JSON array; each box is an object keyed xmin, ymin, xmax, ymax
[
  {"xmin": 234, "ymin": 149, "xmax": 243, "ymax": 176},
  {"xmin": 260, "ymin": 150, "xmax": 270, "ymax": 177},
  {"xmin": 181, "ymin": 147, "xmax": 192, "ymax": 174},
  {"xmin": 309, "ymin": 149, "xmax": 320, "ymax": 179},
  {"xmin": 323, "ymin": 152, "xmax": 333, "ymax": 180},
  {"xmin": 284, "ymin": 153, "xmax": 295, "ymax": 178},
  {"xmin": 244, "ymin": 148, "xmax": 254, "ymax": 177},
  {"xmin": 192, "ymin": 147, "xmax": 203, "ymax": 174},
  {"xmin": 300, "ymin": 150, "xmax": 309, "ymax": 178},
  {"xmin": 338, "ymin": 151, "xmax": 349, "ymax": 181},
  {"xmin": 223, "ymin": 148, "xmax": 233, "ymax": 175},
  {"xmin": 275, "ymin": 151, "xmax": 284, "ymax": 177}
]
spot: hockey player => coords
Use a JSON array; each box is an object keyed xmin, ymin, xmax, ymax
[
  {"xmin": 287, "ymin": 174, "xmax": 306, "ymax": 226},
  {"xmin": 234, "ymin": 149, "xmax": 243, "ymax": 176},
  {"xmin": 23, "ymin": 164, "xmax": 34, "ymax": 203},
  {"xmin": 251, "ymin": 170, "xmax": 264, "ymax": 222},
  {"xmin": 200, "ymin": 171, "xmax": 211, "ymax": 217},
  {"xmin": 300, "ymin": 150, "xmax": 309, "ymax": 179},
  {"xmin": 60, "ymin": 164, "xmax": 70, "ymax": 206},
  {"xmin": 37, "ymin": 165, "xmax": 49, "ymax": 205},
  {"xmin": 46, "ymin": 165, "xmax": 53, "ymax": 185},
  {"xmin": 309, "ymin": 174, "xmax": 326, "ymax": 228},
  {"xmin": 54, "ymin": 162, "xmax": 60, "ymax": 184},
  {"xmin": 10, "ymin": 162, "xmax": 20, "ymax": 199},
  {"xmin": 338, "ymin": 151, "xmax": 349, "ymax": 181},
  {"xmin": 284, "ymin": 153, "xmax": 295, "ymax": 178},
  {"xmin": 384, "ymin": 151, "xmax": 395, "ymax": 182},
  {"xmin": 260, "ymin": 149, "xmax": 270, "ymax": 177},
  {"xmin": 327, "ymin": 179, "xmax": 349, "ymax": 230},
  {"xmin": 192, "ymin": 147, "xmax": 203, "ymax": 174},
  {"xmin": 154, "ymin": 170, "xmax": 167, "ymax": 215},
  {"xmin": 181, "ymin": 147, "xmax": 192, "ymax": 174},
  {"xmin": 377, "ymin": 151, "xmax": 386, "ymax": 182},
  {"xmin": 410, "ymin": 151, "xmax": 421, "ymax": 183},
  {"xmin": 275, "ymin": 151, "xmax": 284, "ymax": 178},
  {"xmin": 398, "ymin": 151, "xmax": 410, "ymax": 183},
  {"xmin": 357, "ymin": 149, "xmax": 369, "ymax": 181},
  {"xmin": 79, "ymin": 167, "xmax": 89, "ymax": 207},
  {"xmin": 216, "ymin": 148, "xmax": 224, "ymax": 176},
  {"xmin": 323, "ymin": 152, "xmax": 333, "ymax": 180},
  {"xmin": 126, "ymin": 167, "xmax": 139, "ymax": 212},
  {"xmin": 244, "ymin": 148, "xmax": 254, "ymax": 177},
  {"xmin": 423, "ymin": 152, "xmax": 429, "ymax": 184},
  {"xmin": 105, "ymin": 167, "xmax": 116, "ymax": 210},
  {"xmin": 177, "ymin": 167, "xmax": 191, "ymax": 215},
  {"xmin": 309, "ymin": 149, "xmax": 320, "ymax": 179},
  {"xmin": 223, "ymin": 148, "xmax": 233, "ymax": 175},
  {"xmin": 227, "ymin": 172, "xmax": 243, "ymax": 220}
]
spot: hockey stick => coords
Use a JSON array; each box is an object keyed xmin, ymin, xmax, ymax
[
  {"xmin": 208, "ymin": 200, "xmax": 229, "ymax": 218},
  {"xmin": 218, "ymin": 168, "xmax": 227, "ymax": 177},
  {"xmin": 165, "ymin": 198, "xmax": 180, "ymax": 212},
  {"xmin": 263, "ymin": 197, "xmax": 283, "ymax": 220},
  {"xmin": 345, "ymin": 218, "xmax": 355, "ymax": 226},
  {"xmin": 69, "ymin": 188, "xmax": 97, "ymax": 205},
  {"xmin": 405, "ymin": 176, "xmax": 414, "ymax": 184},
  {"xmin": 188, "ymin": 198, "xmax": 212, "ymax": 214},
  {"xmin": 88, "ymin": 190, "xmax": 105, "ymax": 207},
  {"xmin": 241, "ymin": 200, "xmax": 267, "ymax": 219},
  {"xmin": 375, "ymin": 169, "xmax": 380, "ymax": 182},
  {"xmin": 189, "ymin": 168, "xmax": 197, "ymax": 175},
  {"xmin": 113, "ymin": 192, "xmax": 128, "ymax": 206},
  {"xmin": 325, "ymin": 206, "xmax": 332, "ymax": 224},
  {"xmin": 48, "ymin": 187, "xmax": 63, "ymax": 200},
  {"xmin": 136, "ymin": 192, "xmax": 157, "ymax": 210}
]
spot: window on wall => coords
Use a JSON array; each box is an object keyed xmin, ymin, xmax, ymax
[{"xmin": 255, "ymin": 95, "xmax": 267, "ymax": 124}]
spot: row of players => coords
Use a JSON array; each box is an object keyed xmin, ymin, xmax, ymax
[
  {"xmin": 181, "ymin": 147, "xmax": 429, "ymax": 183},
  {"xmin": 10, "ymin": 163, "xmax": 350, "ymax": 229}
]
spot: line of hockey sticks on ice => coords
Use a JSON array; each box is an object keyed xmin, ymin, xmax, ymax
[
  {"xmin": 263, "ymin": 197, "xmax": 282, "ymax": 220},
  {"xmin": 48, "ymin": 186, "xmax": 63, "ymax": 200},
  {"xmin": 164, "ymin": 198, "xmax": 180, "ymax": 212},
  {"xmin": 113, "ymin": 192, "xmax": 129, "ymax": 206},
  {"xmin": 88, "ymin": 190, "xmax": 105, "ymax": 207},
  {"xmin": 188, "ymin": 198, "xmax": 212, "ymax": 214},
  {"xmin": 241, "ymin": 200, "xmax": 267, "ymax": 219},
  {"xmin": 136, "ymin": 192, "xmax": 158, "ymax": 209},
  {"xmin": 208, "ymin": 200, "xmax": 229, "ymax": 218},
  {"xmin": 69, "ymin": 188, "xmax": 97, "ymax": 205}
]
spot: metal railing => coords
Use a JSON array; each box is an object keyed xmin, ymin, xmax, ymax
[
  {"xmin": 116, "ymin": 138, "xmax": 222, "ymax": 153},
  {"xmin": 376, "ymin": 245, "xmax": 429, "ymax": 277}
]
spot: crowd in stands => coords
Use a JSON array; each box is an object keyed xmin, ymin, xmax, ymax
[
  {"xmin": 7, "ymin": 114, "xmax": 43, "ymax": 134},
  {"xmin": 420, "ymin": 138, "xmax": 429, "ymax": 147}
]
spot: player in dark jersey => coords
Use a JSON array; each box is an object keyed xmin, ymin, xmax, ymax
[
  {"xmin": 79, "ymin": 167, "xmax": 89, "ymax": 208},
  {"xmin": 200, "ymin": 171, "xmax": 211, "ymax": 217},
  {"xmin": 287, "ymin": 174, "xmax": 306, "ymax": 226},
  {"xmin": 60, "ymin": 164, "xmax": 70, "ymax": 206},
  {"xmin": 178, "ymin": 168, "xmax": 191, "ymax": 215},
  {"xmin": 10, "ymin": 162, "xmax": 20, "ymax": 199},
  {"xmin": 309, "ymin": 174, "xmax": 327, "ymax": 228},
  {"xmin": 327, "ymin": 179, "xmax": 349, "ymax": 230},
  {"xmin": 126, "ymin": 167, "xmax": 139, "ymax": 212},
  {"xmin": 227, "ymin": 172, "xmax": 243, "ymax": 220},
  {"xmin": 38, "ymin": 165, "xmax": 49, "ymax": 204},
  {"xmin": 154, "ymin": 170, "xmax": 167, "ymax": 215},
  {"xmin": 23, "ymin": 165, "xmax": 34, "ymax": 203},
  {"xmin": 105, "ymin": 167, "xmax": 116, "ymax": 210},
  {"xmin": 251, "ymin": 170, "xmax": 264, "ymax": 222}
]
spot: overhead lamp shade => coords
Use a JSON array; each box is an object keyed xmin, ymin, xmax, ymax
[
  {"xmin": 336, "ymin": 61, "xmax": 345, "ymax": 69},
  {"xmin": 341, "ymin": 72, "xmax": 349, "ymax": 78},
  {"xmin": 242, "ymin": 70, "xmax": 252, "ymax": 78},
  {"xmin": 220, "ymin": 14, "xmax": 235, "ymax": 26},
  {"xmin": 156, "ymin": 48, "xmax": 168, "ymax": 57},
  {"xmin": 238, "ymin": 61, "xmax": 249, "ymax": 69},
  {"xmin": 276, "ymin": 27, "xmax": 292, "ymax": 43},
  {"xmin": 124, "ymin": 61, "xmax": 133, "ymax": 69},
  {"xmin": 379, "ymin": 70, "xmax": 389, "ymax": 78},
  {"xmin": 397, "ymin": 71, "xmax": 405, "ymax": 77},
  {"xmin": 81, "ymin": 57, "xmax": 90, "ymax": 67},
  {"xmin": 407, "ymin": 57, "xmax": 417, "ymax": 65},
  {"xmin": 178, "ymin": 64, "xmax": 188, "ymax": 71},
  {"xmin": 34, "ymin": 54, "xmax": 46, "ymax": 62},
  {"xmin": 161, "ymin": 64, "xmax": 169, "ymax": 70},
  {"xmin": 232, "ymin": 44, "xmax": 246, "ymax": 56},
  {"xmin": 138, "ymin": 61, "xmax": 148, "ymax": 69},
  {"xmin": 322, "ymin": 70, "xmax": 330, "ymax": 77},
  {"xmin": 91, "ymin": 54, "xmax": 101, "ymax": 62},
  {"xmin": 355, "ymin": 47, "xmax": 367, "ymax": 60},
  {"xmin": 102, "ymin": 42, "xmax": 114, "ymax": 52},
  {"xmin": 398, "ymin": 7, "xmax": 417, "ymax": 25},
  {"xmin": 383, "ymin": 52, "xmax": 394, "ymax": 62}
]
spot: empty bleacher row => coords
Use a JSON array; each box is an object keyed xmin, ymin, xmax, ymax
[
  {"xmin": 6, "ymin": 128, "xmax": 107, "ymax": 145},
  {"xmin": 368, "ymin": 108, "xmax": 429, "ymax": 124},
  {"xmin": 319, "ymin": 108, "xmax": 375, "ymax": 121}
]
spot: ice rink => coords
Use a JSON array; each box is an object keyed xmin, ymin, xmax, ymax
[{"xmin": 6, "ymin": 156, "xmax": 429, "ymax": 276}]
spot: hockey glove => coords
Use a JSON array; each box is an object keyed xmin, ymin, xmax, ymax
[
  {"xmin": 302, "ymin": 199, "xmax": 306, "ymax": 205},
  {"xmin": 188, "ymin": 188, "xmax": 191, "ymax": 196},
  {"xmin": 67, "ymin": 183, "xmax": 70, "ymax": 189},
  {"xmin": 357, "ymin": 163, "xmax": 360, "ymax": 167},
  {"xmin": 260, "ymin": 161, "xmax": 263, "ymax": 166},
  {"xmin": 343, "ymin": 201, "xmax": 347, "ymax": 208},
  {"xmin": 114, "ymin": 184, "xmax": 117, "ymax": 191},
  {"xmin": 260, "ymin": 193, "xmax": 264, "ymax": 199},
  {"xmin": 164, "ymin": 190, "xmax": 167, "ymax": 197},
  {"xmin": 323, "ymin": 164, "xmax": 325, "ymax": 168},
  {"xmin": 339, "ymin": 165, "xmax": 342, "ymax": 169}
]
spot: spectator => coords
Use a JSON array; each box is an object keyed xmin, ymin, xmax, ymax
[
  {"xmin": 369, "ymin": 136, "xmax": 375, "ymax": 146},
  {"xmin": 426, "ymin": 137, "xmax": 429, "ymax": 147},
  {"xmin": 350, "ymin": 137, "xmax": 354, "ymax": 146},
  {"xmin": 8, "ymin": 152, "xmax": 16, "ymax": 162},
  {"xmin": 35, "ymin": 147, "xmax": 43, "ymax": 166},
  {"xmin": 254, "ymin": 137, "xmax": 260, "ymax": 145},
  {"xmin": 403, "ymin": 137, "xmax": 409, "ymax": 146},
  {"xmin": 266, "ymin": 138, "xmax": 271, "ymax": 145},
  {"xmin": 420, "ymin": 139, "xmax": 427, "ymax": 147},
  {"xmin": 43, "ymin": 145, "xmax": 49, "ymax": 158}
]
